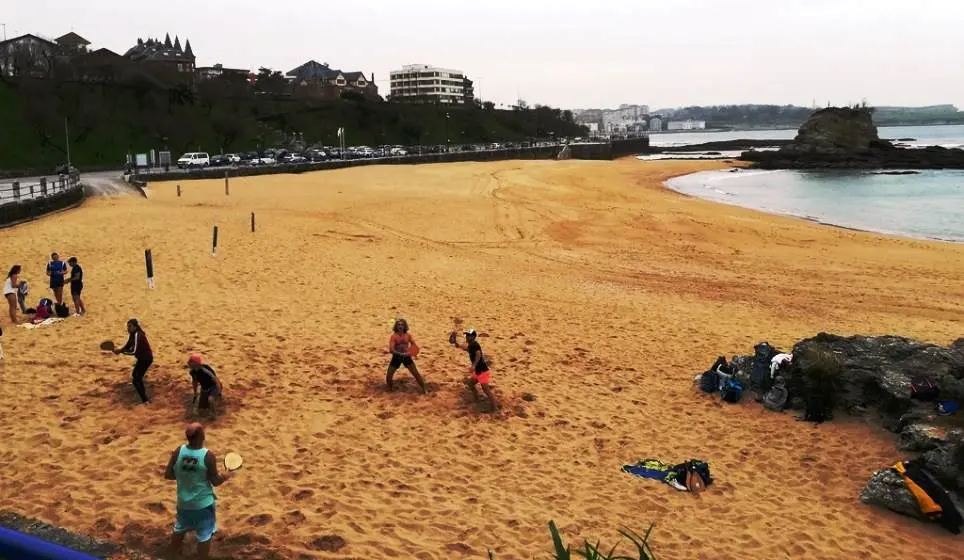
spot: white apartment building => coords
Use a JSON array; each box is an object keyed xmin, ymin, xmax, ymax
[
  {"xmin": 666, "ymin": 119, "xmax": 707, "ymax": 131},
  {"xmin": 390, "ymin": 64, "xmax": 472, "ymax": 104}
]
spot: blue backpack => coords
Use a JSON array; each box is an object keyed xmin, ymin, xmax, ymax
[{"xmin": 721, "ymin": 378, "xmax": 744, "ymax": 403}]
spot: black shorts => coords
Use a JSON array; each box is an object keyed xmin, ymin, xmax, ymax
[
  {"xmin": 389, "ymin": 354, "xmax": 414, "ymax": 368},
  {"xmin": 70, "ymin": 283, "xmax": 83, "ymax": 295},
  {"xmin": 50, "ymin": 278, "xmax": 65, "ymax": 289}
]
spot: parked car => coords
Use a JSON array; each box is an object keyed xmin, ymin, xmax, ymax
[
  {"xmin": 225, "ymin": 153, "xmax": 241, "ymax": 164},
  {"xmin": 210, "ymin": 154, "xmax": 229, "ymax": 166},
  {"xmin": 390, "ymin": 147, "xmax": 409, "ymax": 156},
  {"xmin": 177, "ymin": 152, "xmax": 210, "ymax": 168},
  {"xmin": 282, "ymin": 153, "xmax": 307, "ymax": 164}
]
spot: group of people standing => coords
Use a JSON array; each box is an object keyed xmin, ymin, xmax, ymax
[{"xmin": 3, "ymin": 252, "xmax": 86, "ymax": 324}]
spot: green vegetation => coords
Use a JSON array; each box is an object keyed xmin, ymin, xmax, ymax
[
  {"xmin": 489, "ymin": 521, "xmax": 656, "ymax": 560},
  {"xmin": 655, "ymin": 104, "xmax": 964, "ymax": 130},
  {"xmin": 0, "ymin": 77, "xmax": 585, "ymax": 171}
]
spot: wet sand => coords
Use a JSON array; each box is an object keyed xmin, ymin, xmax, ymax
[{"xmin": 0, "ymin": 159, "xmax": 962, "ymax": 559}]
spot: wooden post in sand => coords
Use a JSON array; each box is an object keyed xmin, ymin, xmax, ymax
[
  {"xmin": 145, "ymin": 249, "xmax": 155, "ymax": 289},
  {"xmin": 212, "ymin": 226, "xmax": 219, "ymax": 257},
  {"xmin": 251, "ymin": 212, "xmax": 255, "ymax": 233},
  {"xmin": 224, "ymin": 171, "xmax": 229, "ymax": 196},
  {"xmin": 177, "ymin": 184, "xmax": 181, "ymax": 197}
]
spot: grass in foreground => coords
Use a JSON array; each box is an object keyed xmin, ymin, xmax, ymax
[{"xmin": 490, "ymin": 521, "xmax": 656, "ymax": 560}]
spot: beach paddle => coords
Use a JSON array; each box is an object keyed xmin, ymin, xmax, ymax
[
  {"xmin": 99, "ymin": 340, "xmax": 115, "ymax": 351},
  {"xmin": 224, "ymin": 452, "xmax": 244, "ymax": 472}
]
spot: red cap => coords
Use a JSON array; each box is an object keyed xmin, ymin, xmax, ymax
[{"xmin": 188, "ymin": 353, "xmax": 203, "ymax": 366}]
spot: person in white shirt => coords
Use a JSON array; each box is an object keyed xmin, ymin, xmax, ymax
[{"xmin": 4, "ymin": 265, "xmax": 22, "ymax": 325}]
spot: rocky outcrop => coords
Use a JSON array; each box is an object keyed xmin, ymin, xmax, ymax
[
  {"xmin": 741, "ymin": 107, "xmax": 964, "ymax": 169},
  {"xmin": 722, "ymin": 333, "xmax": 964, "ymax": 530}
]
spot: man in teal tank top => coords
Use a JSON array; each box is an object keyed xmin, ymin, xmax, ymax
[{"xmin": 164, "ymin": 422, "xmax": 232, "ymax": 558}]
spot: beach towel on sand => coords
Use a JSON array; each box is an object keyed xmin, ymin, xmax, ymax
[
  {"xmin": 18, "ymin": 318, "xmax": 65, "ymax": 329},
  {"xmin": 622, "ymin": 459, "xmax": 713, "ymax": 492}
]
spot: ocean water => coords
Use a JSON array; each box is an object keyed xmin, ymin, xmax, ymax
[
  {"xmin": 665, "ymin": 168, "xmax": 964, "ymax": 242},
  {"xmin": 650, "ymin": 124, "xmax": 964, "ymax": 149}
]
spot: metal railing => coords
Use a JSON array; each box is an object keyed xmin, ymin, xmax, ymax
[{"xmin": 0, "ymin": 173, "xmax": 84, "ymax": 227}]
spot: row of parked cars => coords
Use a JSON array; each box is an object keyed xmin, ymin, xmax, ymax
[{"xmin": 175, "ymin": 140, "xmax": 573, "ymax": 169}]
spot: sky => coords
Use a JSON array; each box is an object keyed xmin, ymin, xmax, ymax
[{"xmin": 6, "ymin": 0, "xmax": 964, "ymax": 110}]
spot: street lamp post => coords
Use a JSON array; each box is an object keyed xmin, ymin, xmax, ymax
[{"xmin": 64, "ymin": 117, "xmax": 71, "ymax": 171}]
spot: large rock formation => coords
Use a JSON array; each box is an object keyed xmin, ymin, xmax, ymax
[
  {"xmin": 741, "ymin": 107, "xmax": 964, "ymax": 169},
  {"xmin": 726, "ymin": 333, "xmax": 964, "ymax": 529}
]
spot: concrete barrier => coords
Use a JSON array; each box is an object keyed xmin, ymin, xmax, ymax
[
  {"xmin": 134, "ymin": 138, "xmax": 650, "ymax": 184},
  {"xmin": 0, "ymin": 179, "xmax": 85, "ymax": 228}
]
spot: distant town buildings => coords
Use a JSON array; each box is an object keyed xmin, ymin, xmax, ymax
[
  {"xmin": 574, "ymin": 104, "xmax": 651, "ymax": 135},
  {"xmin": 0, "ymin": 32, "xmax": 95, "ymax": 77},
  {"xmin": 666, "ymin": 119, "xmax": 706, "ymax": 131},
  {"xmin": 649, "ymin": 116, "xmax": 663, "ymax": 132},
  {"xmin": 389, "ymin": 64, "xmax": 474, "ymax": 104},
  {"xmin": 197, "ymin": 63, "xmax": 250, "ymax": 82}
]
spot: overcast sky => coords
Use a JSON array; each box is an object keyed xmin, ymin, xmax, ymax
[{"xmin": 7, "ymin": 0, "xmax": 964, "ymax": 110}]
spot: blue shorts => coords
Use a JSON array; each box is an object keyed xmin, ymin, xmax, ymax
[{"xmin": 174, "ymin": 505, "xmax": 217, "ymax": 542}]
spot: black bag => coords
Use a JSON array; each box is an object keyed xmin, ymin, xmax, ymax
[
  {"xmin": 699, "ymin": 370, "xmax": 720, "ymax": 393},
  {"xmin": 910, "ymin": 376, "xmax": 940, "ymax": 401},
  {"xmin": 54, "ymin": 303, "xmax": 70, "ymax": 318},
  {"xmin": 751, "ymin": 342, "xmax": 777, "ymax": 392}
]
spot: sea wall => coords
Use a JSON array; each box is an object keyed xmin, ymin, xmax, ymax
[
  {"xmin": 134, "ymin": 138, "xmax": 649, "ymax": 183},
  {"xmin": 0, "ymin": 177, "xmax": 85, "ymax": 228}
]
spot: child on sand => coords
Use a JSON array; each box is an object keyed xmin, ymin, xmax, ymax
[
  {"xmin": 450, "ymin": 328, "xmax": 497, "ymax": 412},
  {"xmin": 188, "ymin": 354, "xmax": 223, "ymax": 416},
  {"xmin": 67, "ymin": 257, "xmax": 86, "ymax": 316},
  {"xmin": 114, "ymin": 319, "xmax": 154, "ymax": 404},
  {"xmin": 386, "ymin": 318, "xmax": 427, "ymax": 393}
]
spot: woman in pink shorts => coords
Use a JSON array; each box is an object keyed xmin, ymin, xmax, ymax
[{"xmin": 450, "ymin": 328, "xmax": 497, "ymax": 412}]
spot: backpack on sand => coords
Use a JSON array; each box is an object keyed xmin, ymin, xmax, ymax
[
  {"xmin": 54, "ymin": 303, "xmax": 70, "ymax": 318},
  {"xmin": 721, "ymin": 378, "xmax": 744, "ymax": 403},
  {"xmin": 699, "ymin": 370, "xmax": 721, "ymax": 393},
  {"xmin": 763, "ymin": 378, "xmax": 789, "ymax": 411}
]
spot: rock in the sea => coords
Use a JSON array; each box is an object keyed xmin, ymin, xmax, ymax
[
  {"xmin": 781, "ymin": 107, "xmax": 880, "ymax": 155},
  {"xmin": 860, "ymin": 468, "xmax": 926, "ymax": 520},
  {"xmin": 741, "ymin": 107, "xmax": 964, "ymax": 169}
]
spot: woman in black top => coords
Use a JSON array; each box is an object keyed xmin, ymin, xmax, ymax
[
  {"xmin": 450, "ymin": 328, "xmax": 497, "ymax": 412},
  {"xmin": 67, "ymin": 257, "xmax": 86, "ymax": 316},
  {"xmin": 114, "ymin": 319, "xmax": 154, "ymax": 404}
]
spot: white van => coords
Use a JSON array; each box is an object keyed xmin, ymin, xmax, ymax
[{"xmin": 177, "ymin": 152, "xmax": 210, "ymax": 168}]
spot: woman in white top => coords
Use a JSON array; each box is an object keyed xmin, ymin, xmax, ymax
[{"xmin": 4, "ymin": 265, "xmax": 22, "ymax": 324}]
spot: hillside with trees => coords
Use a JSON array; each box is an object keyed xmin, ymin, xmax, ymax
[
  {"xmin": 655, "ymin": 104, "xmax": 964, "ymax": 130},
  {"xmin": 0, "ymin": 72, "xmax": 585, "ymax": 172}
]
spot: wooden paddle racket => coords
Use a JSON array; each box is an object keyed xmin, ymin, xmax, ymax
[
  {"xmin": 99, "ymin": 340, "xmax": 115, "ymax": 351},
  {"xmin": 224, "ymin": 452, "xmax": 244, "ymax": 472}
]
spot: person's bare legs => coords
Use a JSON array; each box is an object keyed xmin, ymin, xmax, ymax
[
  {"xmin": 405, "ymin": 363, "xmax": 427, "ymax": 393},
  {"xmin": 53, "ymin": 286, "xmax": 64, "ymax": 305},
  {"xmin": 72, "ymin": 293, "xmax": 86, "ymax": 315},
  {"xmin": 5, "ymin": 294, "xmax": 16, "ymax": 324},
  {"xmin": 464, "ymin": 377, "xmax": 482, "ymax": 402},
  {"xmin": 167, "ymin": 532, "xmax": 186, "ymax": 557},
  {"xmin": 386, "ymin": 366, "xmax": 399, "ymax": 391},
  {"xmin": 480, "ymin": 383, "xmax": 498, "ymax": 412}
]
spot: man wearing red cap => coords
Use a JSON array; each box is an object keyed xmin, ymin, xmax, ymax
[
  {"xmin": 188, "ymin": 354, "xmax": 223, "ymax": 416},
  {"xmin": 164, "ymin": 423, "xmax": 231, "ymax": 558}
]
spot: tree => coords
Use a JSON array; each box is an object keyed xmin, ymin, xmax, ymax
[
  {"xmin": 483, "ymin": 101, "xmax": 495, "ymax": 111},
  {"xmin": 254, "ymin": 67, "xmax": 286, "ymax": 95}
]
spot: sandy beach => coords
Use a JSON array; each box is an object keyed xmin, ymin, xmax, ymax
[{"xmin": 1, "ymin": 159, "xmax": 963, "ymax": 559}]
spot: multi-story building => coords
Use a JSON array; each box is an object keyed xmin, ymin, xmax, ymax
[
  {"xmin": 123, "ymin": 33, "xmax": 195, "ymax": 84},
  {"xmin": 666, "ymin": 119, "xmax": 706, "ymax": 131},
  {"xmin": 649, "ymin": 116, "xmax": 663, "ymax": 132},
  {"xmin": 286, "ymin": 60, "xmax": 379, "ymax": 101},
  {"xmin": 0, "ymin": 32, "xmax": 92, "ymax": 77},
  {"xmin": 389, "ymin": 64, "xmax": 472, "ymax": 104}
]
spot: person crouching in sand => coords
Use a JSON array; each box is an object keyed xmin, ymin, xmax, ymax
[
  {"xmin": 164, "ymin": 422, "xmax": 232, "ymax": 559},
  {"xmin": 188, "ymin": 354, "xmax": 223, "ymax": 417},
  {"xmin": 114, "ymin": 319, "xmax": 153, "ymax": 404},
  {"xmin": 386, "ymin": 318, "xmax": 427, "ymax": 393},
  {"xmin": 450, "ymin": 328, "xmax": 497, "ymax": 412}
]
